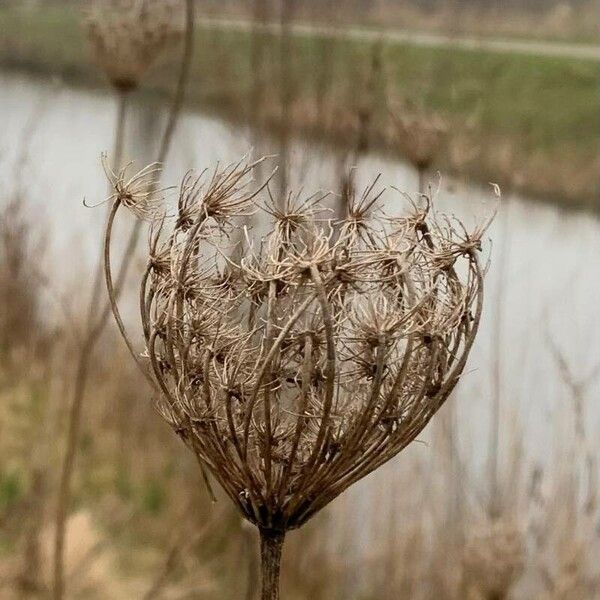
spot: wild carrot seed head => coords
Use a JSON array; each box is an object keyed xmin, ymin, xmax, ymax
[
  {"xmin": 106, "ymin": 155, "xmax": 490, "ymax": 533},
  {"xmin": 85, "ymin": 0, "xmax": 183, "ymax": 92}
]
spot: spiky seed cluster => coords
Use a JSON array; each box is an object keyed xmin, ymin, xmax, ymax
[
  {"xmin": 101, "ymin": 156, "xmax": 164, "ymax": 220},
  {"xmin": 111, "ymin": 156, "xmax": 487, "ymax": 533},
  {"xmin": 85, "ymin": 0, "xmax": 183, "ymax": 92}
]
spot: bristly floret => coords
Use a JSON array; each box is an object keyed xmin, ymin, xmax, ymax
[
  {"xmin": 338, "ymin": 174, "xmax": 385, "ymax": 245},
  {"xmin": 187, "ymin": 157, "xmax": 269, "ymax": 223},
  {"xmin": 263, "ymin": 188, "xmax": 330, "ymax": 238},
  {"xmin": 101, "ymin": 156, "xmax": 165, "ymax": 220}
]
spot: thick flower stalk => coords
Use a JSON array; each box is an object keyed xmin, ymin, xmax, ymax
[{"xmin": 103, "ymin": 156, "xmax": 489, "ymax": 599}]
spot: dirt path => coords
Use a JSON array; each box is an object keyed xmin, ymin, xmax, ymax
[{"xmin": 199, "ymin": 17, "xmax": 600, "ymax": 61}]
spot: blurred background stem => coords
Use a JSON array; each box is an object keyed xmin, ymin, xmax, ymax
[
  {"xmin": 51, "ymin": 88, "xmax": 129, "ymax": 600},
  {"xmin": 51, "ymin": 3, "xmax": 196, "ymax": 598}
]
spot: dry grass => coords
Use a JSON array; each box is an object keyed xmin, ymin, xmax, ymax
[{"xmin": 195, "ymin": 0, "xmax": 600, "ymax": 43}]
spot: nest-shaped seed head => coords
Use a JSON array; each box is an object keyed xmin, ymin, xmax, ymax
[
  {"xmin": 390, "ymin": 104, "xmax": 448, "ymax": 171},
  {"xmin": 129, "ymin": 156, "xmax": 488, "ymax": 532},
  {"xmin": 85, "ymin": 0, "xmax": 183, "ymax": 92}
]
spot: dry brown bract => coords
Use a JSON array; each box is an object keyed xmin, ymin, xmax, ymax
[
  {"xmin": 85, "ymin": 0, "xmax": 183, "ymax": 92},
  {"xmin": 104, "ymin": 155, "xmax": 489, "ymax": 597}
]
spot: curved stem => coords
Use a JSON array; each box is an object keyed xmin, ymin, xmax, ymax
[
  {"xmin": 263, "ymin": 281, "xmax": 278, "ymax": 499},
  {"xmin": 243, "ymin": 294, "xmax": 315, "ymax": 457},
  {"xmin": 103, "ymin": 198, "xmax": 154, "ymax": 385},
  {"xmin": 99, "ymin": 0, "xmax": 196, "ymax": 346},
  {"xmin": 305, "ymin": 264, "xmax": 336, "ymax": 466},
  {"xmin": 277, "ymin": 334, "xmax": 312, "ymax": 502},
  {"xmin": 259, "ymin": 529, "xmax": 285, "ymax": 600},
  {"xmin": 86, "ymin": 90, "xmax": 129, "ymax": 326}
]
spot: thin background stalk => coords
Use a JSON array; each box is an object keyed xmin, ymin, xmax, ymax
[
  {"xmin": 52, "ymin": 88, "xmax": 129, "ymax": 600},
  {"xmin": 51, "ymin": 3, "xmax": 195, "ymax": 598},
  {"xmin": 488, "ymin": 196, "xmax": 510, "ymax": 518},
  {"xmin": 277, "ymin": 0, "xmax": 294, "ymax": 200}
]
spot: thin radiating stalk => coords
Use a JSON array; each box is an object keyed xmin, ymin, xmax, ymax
[{"xmin": 51, "ymin": 3, "xmax": 196, "ymax": 598}]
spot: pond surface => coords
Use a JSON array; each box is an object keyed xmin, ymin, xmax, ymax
[{"xmin": 1, "ymin": 72, "xmax": 599, "ymax": 543}]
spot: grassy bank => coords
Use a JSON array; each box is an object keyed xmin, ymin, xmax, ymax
[
  {"xmin": 196, "ymin": 0, "xmax": 600, "ymax": 44},
  {"xmin": 0, "ymin": 6, "xmax": 598, "ymax": 210}
]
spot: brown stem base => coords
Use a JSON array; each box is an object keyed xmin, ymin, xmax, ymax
[{"xmin": 259, "ymin": 528, "xmax": 285, "ymax": 600}]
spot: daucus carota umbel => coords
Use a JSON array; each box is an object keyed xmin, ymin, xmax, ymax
[
  {"xmin": 103, "ymin": 156, "xmax": 489, "ymax": 599},
  {"xmin": 85, "ymin": 0, "xmax": 183, "ymax": 92},
  {"xmin": 389, "ymin": 103, "xmax": 448, "ymax": 194}
]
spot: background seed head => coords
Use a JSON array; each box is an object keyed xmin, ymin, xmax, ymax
[{"xmin": 85, "ymin": 0, "xmax": 184, "ymax": 92}]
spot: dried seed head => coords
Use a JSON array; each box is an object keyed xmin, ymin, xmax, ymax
[
  {"xmin": 109, "ymin": 155, "xmax": 489, "ymax": 533},
  {"xmin": 390, "ymin": 104, "xmax": 448, "ymax": 171},
  {"xmin": 85, "ymin": 0, "xmax": 183, "ymax": 92}
]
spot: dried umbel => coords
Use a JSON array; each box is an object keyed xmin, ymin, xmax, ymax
[
  {"xmin": 104, "ymin": 156, "xmax": 489, "ymax": 598},
  {"xmin": 390, "ymin": 105, "xmax": 448, "ymax": 173},
  {"xmin": 463, "ymin": 519, "xmax": 526, "ymax": 599},
  {"xmin": 85, "ymin": 0, "xmax": 183, "ymax": 92}
]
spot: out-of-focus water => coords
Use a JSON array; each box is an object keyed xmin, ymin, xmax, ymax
[{"xmin": 1, "ymin": 73, "xmax": 599, "ymax": 525}]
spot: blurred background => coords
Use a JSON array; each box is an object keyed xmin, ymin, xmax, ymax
[{"xmin": 0, "ymin": 0, "xmax": 599, "ymax": 598}]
